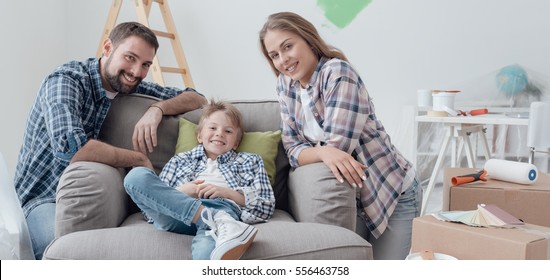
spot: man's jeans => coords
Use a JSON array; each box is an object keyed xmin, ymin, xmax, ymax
[
  {"xmin": 124, "ymin": 167, "xmax": 241, "ymax": 260},
  {"xmin": 26, "ymin": 202, "xmax": 55, "ymax": 260}
]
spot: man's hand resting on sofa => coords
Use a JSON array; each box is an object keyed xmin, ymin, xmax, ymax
[
  {"xmin": 132, "ymin": 105, "xmax": 164, "ymax": 154},
  {"xmin": 71, "ymin": 139, "xmax": 153, "ymax": 170},
  {"xmin": 132, "ymin": 93, "xmax": 208, "ymax": 154}
]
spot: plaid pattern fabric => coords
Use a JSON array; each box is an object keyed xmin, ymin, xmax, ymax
[
  {"xmin": 276, "ymin": 57, "xmax": 414, "ymax": 238},
  {"xmin": 14, "ymin": 57, "xmax": 188, "ymax": 217},
  {"xmin": 160, "ymin": 145, "xmax": 275, "ymax": 224}
]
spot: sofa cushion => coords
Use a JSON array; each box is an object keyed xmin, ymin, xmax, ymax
[
  {"xmin": 175, "ymin": 118, "xmax": 282, "ymax": 185},
  {"xmin": 44, "ymin": 210, "xmax": 372, "ymax": 260},
  {"xmin": 174, "ymin": 118, "xmax": 198, "ymax": 153}
]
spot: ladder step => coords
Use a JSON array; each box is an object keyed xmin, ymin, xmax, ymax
[
  {"xmin": 144, "ymin": 0, "xmax": 165, "ymax": 5},
  {"xmin": 151, "ymin": 30, "xmax": 175, "ymax": 40},
  {"xmin": 161, "ymin": 66, "xmax": 187, "ymax": 75}
]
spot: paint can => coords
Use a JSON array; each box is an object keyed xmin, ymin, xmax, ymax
[
  {"xmin": 417, "ymin": 89, "xmax": 432, "ymax": 108},
  {"xmin": 432, "ymin": 91, "xmax": 457, "ymax": 112}
]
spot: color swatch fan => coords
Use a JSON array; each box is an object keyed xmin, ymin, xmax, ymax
[{"xmin": 433, "ymin": 204, "xmax": 524, "ymax": 228}]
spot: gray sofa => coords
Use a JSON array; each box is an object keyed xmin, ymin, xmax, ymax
[{"xmin": 43, "ymin": 94, "xmax": 372, "ymax": 260}]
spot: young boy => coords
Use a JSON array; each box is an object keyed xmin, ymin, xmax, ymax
[{"xmin": 124, "ymin": 100, "xmax": 275, "ymax": 260}]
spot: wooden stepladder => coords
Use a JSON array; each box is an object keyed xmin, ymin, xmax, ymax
[{"xmin": 96, "ymin": 0, "xmax": 194, "ymax": 88}]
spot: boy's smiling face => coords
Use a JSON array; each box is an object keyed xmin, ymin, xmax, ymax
[{"xmin": 197, "ymin": 111, "xmax": 240, "ymax": 160}]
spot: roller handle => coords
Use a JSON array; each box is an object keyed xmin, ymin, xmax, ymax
[
  {"xmin": 451, "ymin": 170, "xmax": 488, "ymax": 186},
  {"xmin": 469, "ymin": 108, "xmax": 488, "ymax": 116}
]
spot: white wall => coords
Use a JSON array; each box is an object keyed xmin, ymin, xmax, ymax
[
  {"xmin": 1, "ymin": 0, "xmax": 549, "ymax": 176},
  {"xmin": 0, "ymin": 0, "xmax": 67, "ymax": 177}
]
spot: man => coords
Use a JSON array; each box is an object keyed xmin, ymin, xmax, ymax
[{"xmin": 14, "ymin": 22, "xmax": 207, "ymax": 259}]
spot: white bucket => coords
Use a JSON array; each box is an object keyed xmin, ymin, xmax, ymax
[
  {"xmin": 432, "ymin": 92, "xmax": 456, "ymax": 112},
  {"xmin": 417, "ymin": 89, "xmax": 433, "ymax": 107},
  {"xmin": 405, "ymin": 252, "xmax": 457, "ymax": 260}
]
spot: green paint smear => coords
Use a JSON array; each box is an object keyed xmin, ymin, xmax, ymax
[{"xmin": 317, "ymin": 0, "xmax": 372, "ymax": 29}]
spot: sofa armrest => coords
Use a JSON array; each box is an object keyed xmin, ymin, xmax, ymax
[
  {"xmin": 288, "ymin": 162, "xmax": 357, "ymax": 232},
  {"xmin": 55, "ymin": 162, "xmax": 132, "ymax": 238}
]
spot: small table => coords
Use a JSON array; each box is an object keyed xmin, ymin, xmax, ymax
[{"xmin": 415, "ymin": 114, "xmax": 529, "ymax": 215}]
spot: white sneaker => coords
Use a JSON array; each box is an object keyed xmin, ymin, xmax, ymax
[{"xmin": 201, "ymin": 209, "xmax": 258, "ymax": 260}]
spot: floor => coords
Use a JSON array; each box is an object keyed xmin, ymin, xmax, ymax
[{"xmin": 421, "ymin": 181, "xmax": 443, "ymax": 215}]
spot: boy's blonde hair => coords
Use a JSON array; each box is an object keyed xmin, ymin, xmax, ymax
[{"xmin": 197, "ymin": 99, "xmax": 244, "ymax": 145}]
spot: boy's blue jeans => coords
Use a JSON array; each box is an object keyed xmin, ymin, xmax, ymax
[{"xmin": 124, "ymin": 167, "xmax": 241, "ymax": 260}]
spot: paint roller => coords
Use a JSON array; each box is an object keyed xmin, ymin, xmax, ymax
[
  {"xmin": 451, "ymin": 159, "xmax": 538, "ymax": 186},
  {"xmin": 484, "ymin": 159, "xmax": 538, "ymax": 184}
]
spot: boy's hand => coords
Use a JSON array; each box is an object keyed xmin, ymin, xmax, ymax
[
  {"xmin": 196, "ymin": 184, "xmax": 228, "ymax": 199},
  {"xmin": 175, "ymin": 179, "xmax": 205, "ymax": 198},
  {"xmin": 197, "ymin": 183, "xmax": 246, "ymax": 206}
]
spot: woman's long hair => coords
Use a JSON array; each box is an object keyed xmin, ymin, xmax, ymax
[{"xmin": 259, "ymin": 12, "xmax": 348, "ymax": 76}]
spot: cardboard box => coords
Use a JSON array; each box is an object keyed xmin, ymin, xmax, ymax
[
  {"xmin": 411, "ymin": 215, "xmax": 550, "ymax": 260},
  {"xmin": 443, "ymin": 168, "xmax": 550, "ymax": 227}
]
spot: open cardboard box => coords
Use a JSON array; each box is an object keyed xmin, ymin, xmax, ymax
[
  {"xmin": 411, "ymin": 215, "xmax": 550, "ymax": 260},
  {"xmin": 443, "ymin": 168, "xmax": 550, "ymax": 227}
]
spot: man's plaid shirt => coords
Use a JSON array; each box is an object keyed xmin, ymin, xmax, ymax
[{"xmin": 15, "ymin": 57, "xmax": 191, "ymax": 217}]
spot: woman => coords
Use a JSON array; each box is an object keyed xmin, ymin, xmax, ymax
[{"xmin": 259, "ymin": 12, "xmax": 421, "ymax": 259}]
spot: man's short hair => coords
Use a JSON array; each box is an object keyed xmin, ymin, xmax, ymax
[{"xmin": 109, "ymin": 22, "xmax": 159, "ymax": 53}]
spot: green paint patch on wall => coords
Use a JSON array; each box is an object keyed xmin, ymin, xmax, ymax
[{"xmin": 317, "ymin": 0, "xmax": 372, "ymax": 29}]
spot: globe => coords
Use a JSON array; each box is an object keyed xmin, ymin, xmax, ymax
[{"xmin": 496, "ymin": 64, "xmax": 528, "ymax": 96}]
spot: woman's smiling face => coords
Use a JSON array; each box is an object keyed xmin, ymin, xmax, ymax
[{"xmin": 263, "ymin": 29, "xmax": 319, "ymax": 87}]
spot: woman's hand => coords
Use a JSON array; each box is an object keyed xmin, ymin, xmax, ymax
[{"xmin": 318, "ymin": 146, "xmax": 367, "ymax": 188}]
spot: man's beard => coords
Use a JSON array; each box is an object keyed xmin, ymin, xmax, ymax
[{"xmin": 104, "ymin": 57, "xmax": 141, "ymax": 94}]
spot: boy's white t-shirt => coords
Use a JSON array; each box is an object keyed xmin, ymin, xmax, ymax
[
  {"xmin": 195, "ymin": 158, "xmax": 242, "ymax": 209},
  {"xmin": 195, "ymin": 158, "xmax": 230, "ymax": 188}
]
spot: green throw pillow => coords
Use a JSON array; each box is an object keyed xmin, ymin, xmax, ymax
[{"xmin": 175, "ymin": 118, "xmax": 282, "ymax": 186}]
